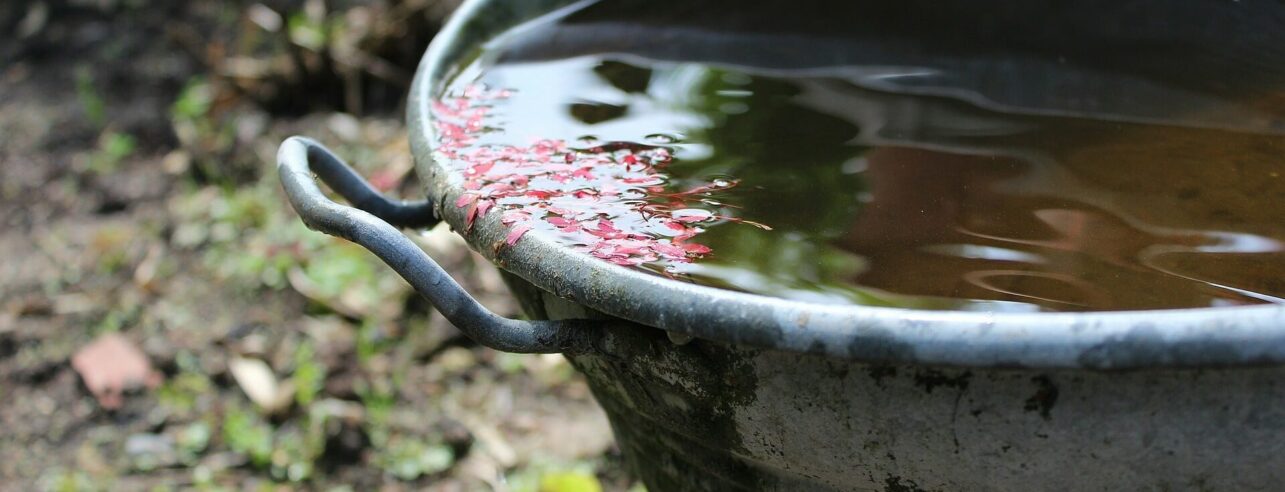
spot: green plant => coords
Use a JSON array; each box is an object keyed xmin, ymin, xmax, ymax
[
  {"xmin": 540, "ymin": 471, "xmax": 603, "ymax": 492},
  {"xmin": 292, "ymin": 341, "xmax": 326, "ymax": 406},
  {"xmin": 88, "ymin": 131, "xmax": 137, "ymax": 175},
  {"xmin": 171, "ymin": 77, "xmax": 213, "ymax": 123},
  {"xmin": 39, "ymin": 468, "xmax": 102, "ymax": 492},
  {"xmin": 355, "ymin": 319, "xmax": 396, "ymax": 364},
  {"xmin": 286, "ymin": 11, "xmax": 330, "ymax": 51},
  {"xmin": 76, "ymin": 67, "xmax": 106, "ymax": 128},
  {"xmin": 157, "ymin": 352, "xmax": 215, "ymax": 415},
  {"xmin": 184, "ymin": 182, "xmax": 322, "ymax": 290},
  {"xmin": 300, "ymin": 243, "xmax": 380, "ymax": 300},
  {"xmin": 373, "ymin": 436, "xmax": 454, "ymax": 481},
  {"xmin": 176, "ymin": 421, "xmax": 213, "ymax": 463},
  {"xmin": 506, "ymin": 460, "xmax": 607, "ymax": 492},
  {"xmin": 169, "ymin": 76, "xmax": 243, "ymax": 185},
  {"xmin": 222, "ymin": 407, "xmax": 273, "ymax": 467},
  {"xmin": 267, "ymin": 426, "xmax": 320, "ymax": 482},
  {"xmin": 92, "ymin": 307, "xmax": 137, "ymax": 335}
]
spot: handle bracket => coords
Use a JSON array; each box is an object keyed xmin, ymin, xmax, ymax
[{"xmin": 278, "ymin": 136, "xmax": 591, "ymax": 353}]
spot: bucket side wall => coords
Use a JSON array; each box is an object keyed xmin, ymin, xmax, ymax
[{"xmin": 502, "ymin": 271, "xmax": 1285, "ymax": 491}]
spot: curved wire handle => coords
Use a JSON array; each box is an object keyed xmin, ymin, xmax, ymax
[{"xmin": 277, "ymin": 136, "xmax": 590, "ymax": 353}]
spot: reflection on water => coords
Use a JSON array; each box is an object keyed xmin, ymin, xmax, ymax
[{"xmin": 439, "ymin": 52, "xmax": 1285, "ymax": 312}]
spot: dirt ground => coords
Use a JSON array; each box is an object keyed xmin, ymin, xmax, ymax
[{"xmin": 0, "ymin": 2, "xmax": 631, "ymax": 490}]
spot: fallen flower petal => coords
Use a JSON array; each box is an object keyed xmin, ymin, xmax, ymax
[
  {"xmin": 681, "ymin": 243, "xmax": 712, "ymax": 254},
  {"xmin": 71, "ymin": 333, "xmax": 162, "ymax": 410},
  {"xmin": 433, "ymin": 84, "xmax": 767, "ymax": 271},
  {"xmin": 506, "ymin": 223, "xmax": 533, "ymax": 245}
]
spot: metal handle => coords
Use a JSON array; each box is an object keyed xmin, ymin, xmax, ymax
[{"xmin": 277, "ymin": 136, "xmax": 589, "ymax": 353}]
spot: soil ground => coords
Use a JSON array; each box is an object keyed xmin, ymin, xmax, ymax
[{"xmin": 1, "ymin": 2, "xmax": 629, "ymax": 490}]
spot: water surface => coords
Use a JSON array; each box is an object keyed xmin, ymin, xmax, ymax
[{"xmin": 431, "ymin": 9, "xmax": 1285, "ymax": 312}]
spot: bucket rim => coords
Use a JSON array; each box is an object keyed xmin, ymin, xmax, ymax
[{"xmin": 406, "ymin": 0, "xmax": 1285, "ymax": 369}]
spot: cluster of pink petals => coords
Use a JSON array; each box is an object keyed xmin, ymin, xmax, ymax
[{"xmin": 431, "ymin": 85, "xmax": 738, "ymax": 268}]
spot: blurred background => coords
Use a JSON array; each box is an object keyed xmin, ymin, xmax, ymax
[{"xmin": 0, "ymin": 1, "xmax": 633, "ymax": 490}]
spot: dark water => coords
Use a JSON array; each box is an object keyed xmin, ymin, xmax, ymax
[{"xmin": 433, "ymin": 10, "xmax": 1285, "ymax": 312}]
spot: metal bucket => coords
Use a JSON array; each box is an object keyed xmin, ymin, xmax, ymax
[{"xmin": 279, "ymin": 1, "xmax": 1285, "ymax": 489}]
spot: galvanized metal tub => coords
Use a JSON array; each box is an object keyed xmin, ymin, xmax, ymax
[{"xmin": 279, "ymin": 1, "xmax": 1285, "ymax": 489}]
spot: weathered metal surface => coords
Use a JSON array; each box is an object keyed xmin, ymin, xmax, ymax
[
  {"xmin": 518, "ymin": 278, "xmax": 1285, "ymax": 490},
  {"xmin": 277, "ymin": 0, "xmax": 1285, "ymax": 489}
]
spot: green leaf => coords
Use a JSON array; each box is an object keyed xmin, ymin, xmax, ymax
[
  {"xmin": 287, "ymin": 12, "xmax": 327, "ymax": 51},
  {"xmin": 76, "ymin": 67, "xmax": 105, "ymax": 127},
  {"xmin": 177, "ymin": 421, "xmax": 212, "ymax": 456},
  {"xmin": 377, "ymin": 438, "xmax": 456, "ymax": 481},
  {"xmin": 221, "ymin": 407, "xmax": 273, "ymax": 467},
  {"xmin": 539, "ymin": 471, "xmax": 603, "ymax": 492},
  {"xmin": 292, "ymin": 341, "xmax": 326, "ymax": 406},
  {"xmin": 88, "ymin": 131, "xmax": 136, "ymax": 174},
  {"xmin": 171, "ymin": 77, "xmax": 212, "ymax": 122}
]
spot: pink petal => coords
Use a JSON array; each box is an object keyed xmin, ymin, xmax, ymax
[
  {"xmin": 681, "ymin": 243, "xmax": 712, "ymax": 255},
  {"xmin": 432, "ymin": 85, "xmax": 757, "ymax": 270},
  {"xmin": 465, "ymin": 202, "xmax": 479, "ymax": 229},
  {"xmin": 614, "ymin": 245, "xmax": 645, "ymax": 255},
  {"xmin": 506, "ymin": 224, "xmax": 533, "ymax": 245},
  {"xmin": 455, "ymin": 193, "xmax": 478, "ymax": 208},
  {"xmin": 466, "ymin": 161, "xmax": 494, "ymax": 177},
  {"xmin": 501, "ymin": 210, "xmax": 529, "ymax": 224},
  {"xmin": 653, "ymin": 243, "xmax": 686, "ymax": 258},
  {"xmin": 546, "ymin": 216, "xmax": 575, "ymax": 227}
]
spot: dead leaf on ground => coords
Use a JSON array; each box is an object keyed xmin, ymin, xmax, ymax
[
  {"xmin": 228, "ymin": 356, "xmax": 294, "ymax": 414},
  {"xmin": 286, "ymin": 266, "xmax": 362, "ymax": 319},
  {"xmin": 460, "ymin": 417, "xmax": 517, "ymax": 468},
  {"xmin": 71, "ymin": 333, "xmax": 162, "ymax": 409},
  {"xmin": 132, "ymin": 242, "xmax": 165, "ymax": 293}
]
